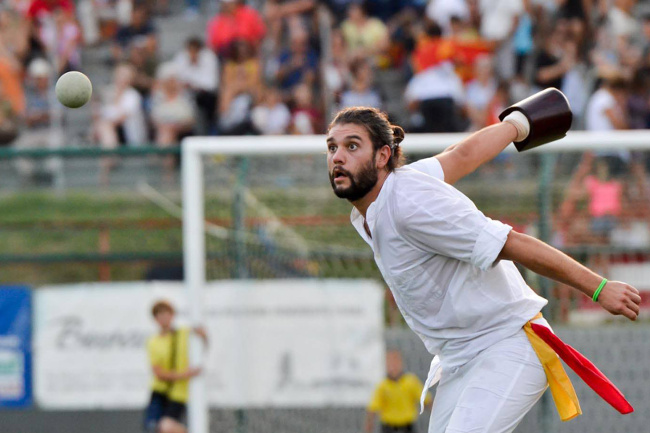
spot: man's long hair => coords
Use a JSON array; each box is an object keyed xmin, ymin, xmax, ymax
[{"xmin": 328, "ymin": 107, "xmax": 406, "ymax": 171}]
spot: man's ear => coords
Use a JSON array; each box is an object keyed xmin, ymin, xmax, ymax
[{"xmin": 375, "ymin": 145, "xmax": 392, "ymax": 170}]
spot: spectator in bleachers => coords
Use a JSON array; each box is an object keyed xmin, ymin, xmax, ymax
[
  {"xmin": 322, "ymin": 29, "xmax": 350, "ymax": 100},
  {"xmin": 173, "ymin": 37, "xmax": 219, "ymax": 135},
  {"xmin": 290, "ymin": 82, "xmax": 321, "ymax": 134},
  {"xmin": 26, "ymin": 0, "xmax": 74, "ymax": 21},
  {"xmin": 95, "ymin": 62, "xmax": 148, "ymax": 186},
  {"xmin": 585, "ymin": 76, "xmax": 631, "ymax": 173},
  {"xmin": 112, "ymin": 3, "xmax": 156, "ymax": 62},
  {"xmin": 339, "ymin": 57, "xmax": 382, "ymax": 109},
  {"xmin": 217, "ymin": 77, "xmax": 255, "ymax": 135},
  {"xmin": 425, "ymin": 0, "xmax": 469, "ymax": 36},
  {"xmin": 151, "ymin": 62, "xmax": 195, "ymax": 184},
  {"xmin": 206, "ymin": 0, "xmax": 266, "ymax": 59},
  {"xmin": 0, "ymin": 31, "xmax": 25, "ymax": 120},
  {"xmin": 443, "ymin": 15, "xmax": 493, "ymax": 83},
  {"xmin": 340, "ymin": 1, "xmax": 389, "ymax": 64},
  {"xmin": 512, "ymin": 0, "xmax": 533, "ymax": 77},
  {"xmin": 585, "ymin": 77, "xmax": 629, "ymax": 132},
  {"xmin": 380, "ymin": 6, "xmax": 420, "ymax": 70},
  {"xmin": 448, "ymin": 13, "xmax": 479, "ymax": 42},
  {"xmin": 19, "ymin": 10, "xmax": 48, "ymax": 67},
  {"xmin": 533, "ymin": 22, "xmax": 575, "ymax": 92},
  {"xmin": 404, "ymin": 26, "xmax": 464, "ymax": 132},
  {"xmin": 477, "ymin": 0, "xmax": 524, "ymax": 80},
  {"xmin": 0, "ymin": 7, "xmax": 30, "ymax": 63},
  {"xmin": 219, "ymin": 39, "xmax": 261, "ymax": 135},
  {"xmin": 264, "ymin": 0, "xmax": 317, "ymax": 50},
  {"xmin": 555, "ymin": 0, "xmax": 589, "ymax": 49},
  {"xmin": 274, "ymin": 28, "xmax": 318, "ymax": 92},
  {"xmin": 607, "ymin": 0, "xmax": 640, "ymax": 40},
  {"xmin": 463, "ymin": 54, "xmax": 496, "ymax": 131},
  {"xmin": 13, "ymin": 58, "xmax": 53, "ymax": 184},
  {"xmin": 38, "ymin": 7, "xmax": 81, "ymax": 73},
  {"xmin": 77, "ymin": 0, "xmax": 133, "ymax": 47},
  {"xmin": 128, "ymin": 37, "xmax": 158, "ymax": 110},
  {"xmin": 0, "ymin": 81, "xmax": 19, "ymax": 148},
  {"xmin": 578, "ymin": 152, "xmax": 624, "ymax": 244},
  {"xmin": 251, "ymin": 86, "xmax": 291, "ymax": 135}
]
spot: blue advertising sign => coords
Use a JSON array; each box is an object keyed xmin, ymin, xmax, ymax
[{"xmin": 0, "ymin": 287, "xmax": 32, "ymax": 408}]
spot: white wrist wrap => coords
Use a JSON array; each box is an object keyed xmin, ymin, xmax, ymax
[{"xmin": 502, "ymin": 110, "xmax": 530, "ymax": 142}]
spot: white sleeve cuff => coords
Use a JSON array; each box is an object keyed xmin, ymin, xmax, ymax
[{"xmin": 470, "ymin": 219, "xmax": 512, "ymax": 271}]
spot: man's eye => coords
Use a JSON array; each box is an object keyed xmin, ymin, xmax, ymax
[
  {"xmin": 349, "ymin": 143, "xmax": 358, "ymax": 150},
  {"xmin": 328, "ymin": 145, "xmax": 337, "ymax": 153}
]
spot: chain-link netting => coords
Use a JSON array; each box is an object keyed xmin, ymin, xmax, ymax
[{"xmin": 200, "ymin": 150, "xmax": 650, "ymax": 287}]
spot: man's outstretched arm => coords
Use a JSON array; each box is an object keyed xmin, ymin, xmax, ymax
[
  {"xmin": 498, "ymin": 230, "xmax": 642, "ymax": 320},
  {"xmin": 435, "ymin": 122, "xmax": 518, "ymax": 185}
]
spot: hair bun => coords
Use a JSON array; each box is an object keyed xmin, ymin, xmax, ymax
[{"xmin": 391, "ymin": 125, "xmax": 405, "ymax": 146}]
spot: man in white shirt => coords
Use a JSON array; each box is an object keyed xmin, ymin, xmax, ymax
[
  {"xmin": 325, "ymin": 106, "xmax": 640, "ymax": 432},
  {"xmin": 585, "ymin": 78, "xmax": 628, "ymax": 131},
  {"xmin": 404, "ymin": 62, "xmax": 465, "ymax": 133},
  {"xmin": 174, "ymin": 38, "xmax": 219, "ymax": 135},
  {"xmin": 585, "ymin": 77, "xmax": 630, "ymax": 170},
  {"xmin": 478, "ymin": 0, "xmax": 524, "ymax": 80}
]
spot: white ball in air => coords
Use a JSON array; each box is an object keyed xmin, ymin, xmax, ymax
[{"xmin": 55, "ymin": 71, "xmax": 93, "ymax": 108}]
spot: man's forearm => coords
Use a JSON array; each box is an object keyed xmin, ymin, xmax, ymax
[
  {"xmin": 499, "ymin": 230, "xmax": 642, "ymax": 320},
  {"xmin": 437, "ymin": 122, "xmax": 517, "ymax": 184},
  {"xmin": 498, "ymin": 231, "xmax": 602, "ymax": 298},
  {"xmin": 452, "ymin": 122, "xmax": 517, "ymax": 165}
]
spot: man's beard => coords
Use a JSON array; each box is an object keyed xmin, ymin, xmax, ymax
[{"xmin": 329, "ymin": 158, "xmax": 378, "ymax": 202}]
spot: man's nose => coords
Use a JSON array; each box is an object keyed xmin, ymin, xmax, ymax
[{"xmin": 332, "ymin": 147, "xmax": 345, "ymax": 164}]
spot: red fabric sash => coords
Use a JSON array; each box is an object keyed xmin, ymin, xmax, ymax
[{"xmin": 530, "ymin": 323, "xmax": 634, "ymax": 414}]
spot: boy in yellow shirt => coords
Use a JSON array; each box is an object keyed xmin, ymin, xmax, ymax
[
  {"xmin": 366, "ymin": 350, "xmax": 432, "ymax": 433},
  {"xmin": 144, "ymin": 300, "xmax": 207, "ymax": 433}
]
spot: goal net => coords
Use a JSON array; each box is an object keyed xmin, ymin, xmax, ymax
[{"xmin": 182, "ymin": 131, "xmax": 650, "ymax": 433}]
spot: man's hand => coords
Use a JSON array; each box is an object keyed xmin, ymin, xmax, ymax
[
  {"xmin": 193, "ymin": 326, "xmax": 209, "ymax": 345},
  {"xmin": 184, "ymin": 367, "xmax": 202, "ymax": 379},
  {"xmin": 499, "ymin": 231, "xmax": 642, "ymax": 322},
  {"xmin": 597, "ymin": 281, "xmax": 642, "ymax": 321}
]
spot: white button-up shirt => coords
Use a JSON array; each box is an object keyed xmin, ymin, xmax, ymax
[{"xmin": 350, "ymin": 157, "xmax": 546, "ymax": 372}]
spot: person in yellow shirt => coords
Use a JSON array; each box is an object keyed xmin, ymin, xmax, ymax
[
  {"xmin": 340, "ymin": 2, "xmax": 390, "ymax": 66},
  {"xmin": 366, "ymin": 350, "xmax": 432, "ymax": 433},
  {"xmin": 144, "ymin": 300, "xmax": 207, "ymax": 433}
]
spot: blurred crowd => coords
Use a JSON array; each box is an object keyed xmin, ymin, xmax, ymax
[
  {"xmin": 1, "ymin": 0, "xmax": 650, "ymax": 237},
  {"xmin": 4, "ymin": 1, "xmax": 650, "ymax": 145}
]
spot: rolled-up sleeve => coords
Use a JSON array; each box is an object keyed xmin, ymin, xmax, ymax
[
  {"xmin": 471, "ymin": 218, "xmax": 512, "ymax": 270},
  {"xmin": 396, "ymin": 174, "xmax": 512, "ymax": 270}
]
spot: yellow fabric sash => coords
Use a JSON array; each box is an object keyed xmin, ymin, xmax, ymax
[{"xmin": 523, "ymin": 313, "xmax": 582, "ymax": 422}]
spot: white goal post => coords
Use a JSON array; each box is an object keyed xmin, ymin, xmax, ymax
[{"xmin": 181, "ymin": 129, "xmax": 650, "ymax": 433}]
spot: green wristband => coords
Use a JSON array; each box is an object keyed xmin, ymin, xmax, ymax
[{"xmin": 592, "ymin": 278, "xmax": 608, "ymax": 302}]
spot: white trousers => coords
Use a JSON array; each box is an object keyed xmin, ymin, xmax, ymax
[{"xmin": 428, "ymin": 328, "xmax": 548, "ymax": 433}]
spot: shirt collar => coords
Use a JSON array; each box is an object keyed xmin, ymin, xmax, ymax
[{"xmin": 350, "ymin": 172, "xmax": 394, "ymax": 244}]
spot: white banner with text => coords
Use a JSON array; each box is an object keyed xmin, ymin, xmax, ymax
[{"xmin": 34, "ymin": 280, "xmax": 385, "ymax": 409}]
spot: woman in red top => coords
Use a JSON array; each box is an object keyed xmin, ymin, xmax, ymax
[{"xmin": 206, "ymin": 0, "xmax": 266, "ymax": 59}]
